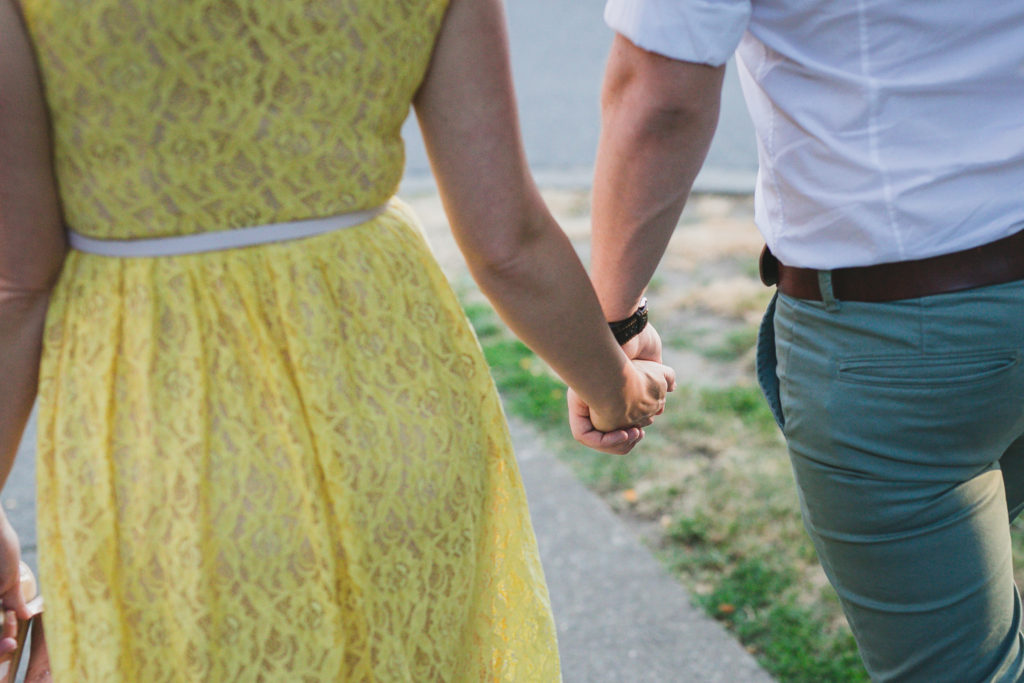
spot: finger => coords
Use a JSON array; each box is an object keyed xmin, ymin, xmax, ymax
[
  {"xmin": 1, "ymin": 585, "xmax": 28, "ymax": 621},
  {"xmin": 662, "ymin": 364, "xmax": 677, "ymax": 392},
  {"xmin": 1, "ymin": 607, "xmax": 15, "ymax": 641},
  {"xmin": 576, "ymin": 424, "xmax": 625, "ymax": 448},
  {"xmin": 576, "ymin": 417, "xmax": 637, "ymax": 449},
  {"xmin": 596, "ymin": 430, "xmax": 641, "ymax": 455},
  {"xmin": 569, "ymin": 392, "xmax": 623, "ymax": 443},
  {"xmin": 0, "ymin": 607, "xmax": 17, "ymax": 651},
  {"xmin": 615, "ymin": 430, "xmax": 645, "ymax": 455},
  {"xmin": 639, "ymin": 361, "xmax": 676, "ymax": 397},
  {"xmin": 574, "ymin": 419, "xmax": 643, "ymax": 455},
  {"xmin": 599, "ymin": 427, "xmax": 644, "ymax": 454},
  {"xmin": 621, "ymin": 426, "xmax": 643, "ymax": 442},
  {"xmin": 567, "ymin": 392, "xmax": 600, "ymax": 438},
  {"xmin": 577, "ymin": 428, "xmax": 627, "ymax": 451},
  {"xmin": 568, "ymin": 390, "xmax": 636, "ymax": 440},
  {"xmin": 567, "ymin": 389, "xmax": 649, "ymax": 453}
]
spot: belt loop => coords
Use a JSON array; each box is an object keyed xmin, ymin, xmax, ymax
[{"xmin": 817, "ymin": 270, "xmax": 841, "ymax": 312}]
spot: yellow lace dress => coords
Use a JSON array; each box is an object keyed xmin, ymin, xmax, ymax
[{"xmin": 22, "ymin": 1, "xmax": 561, "ymax": 680}]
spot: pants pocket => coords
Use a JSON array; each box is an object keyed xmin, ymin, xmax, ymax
[
  {"xmin": 838, "ymin": 350, "xmax": 1018, "ymax": 387},
  {"xmin": 756, "ymin": 293, "xmax": 784, "ymax": 430}
]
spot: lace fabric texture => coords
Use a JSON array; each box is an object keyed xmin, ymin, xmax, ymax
[
  {"xmin": 23, "ymin": 1, "xmax": 562, "ymax": 680},
  {"xmin": 22, "ymin": 0, "xmax": 444, "ymax": 238},
  {"xmin": 37, "ymin": 203, "xmax": 561, "ymax": 682}
]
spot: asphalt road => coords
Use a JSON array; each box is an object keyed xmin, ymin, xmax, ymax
[{"xmin": 401, "ymin": 0, "xmax": 758, "ymax": 193}]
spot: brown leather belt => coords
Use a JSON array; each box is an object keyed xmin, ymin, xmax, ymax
[{"xmin": 759, "ymin": 230, "xmax": 1024, "ymax": 302}]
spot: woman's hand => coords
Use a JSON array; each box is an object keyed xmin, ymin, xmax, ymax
[
  {"xmin": 0, "ymin": 4, "xmax": 62, "ymax": 662},
  {"xmin": 0, "ymin": 511, "xmax": 27, "ymax": 656},
  {"xmin": 0, "ymin": 514, "xmax": 49, "ymax": 680},
  {"xmin": 568, "ymin": 359, "xmax": 676, "ymax": 454}
]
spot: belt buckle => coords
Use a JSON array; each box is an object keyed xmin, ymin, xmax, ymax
[{"xmin": 759, "ymin": 245, "xmax": 779, "ymax": 287}]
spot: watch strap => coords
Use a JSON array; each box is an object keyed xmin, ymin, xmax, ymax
[{"xmin": 608, "ymin": 298, "xmax": 648, "ymax": 345}]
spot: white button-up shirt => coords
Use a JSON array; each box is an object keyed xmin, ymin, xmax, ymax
[{"xmin": 605, "ymin": 0, "xmax": 1024, "ymax": 269}]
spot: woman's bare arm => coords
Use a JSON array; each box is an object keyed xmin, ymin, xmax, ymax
[
  {"xmin": 0, "ymin": 0, "xmax": 64, "ymax": 486},
  {"xmin": 413, "ymin": 0, "xmax": 673, "ymax": 445},
  {"xmin": 0, "ymin": 0, "xmax": 65, "ymax": 623}
]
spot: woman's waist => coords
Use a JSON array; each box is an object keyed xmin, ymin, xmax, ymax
[{"xmin": 67, "ymin": 203, "xmax": 392, "ymax": 258}]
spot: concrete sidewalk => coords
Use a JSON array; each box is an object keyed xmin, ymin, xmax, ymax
[
  {"xmin": 7, "ymin": 409, "xmax": 773, "ymax": 683},
  {"xmin": 509, "ymin": 415, "xmax": 773, "ymax": 682}
]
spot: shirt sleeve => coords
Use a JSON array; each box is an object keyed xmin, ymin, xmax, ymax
[{"xmin": 604, "ymin": 0, "xmax": 752, "ymax": 66}]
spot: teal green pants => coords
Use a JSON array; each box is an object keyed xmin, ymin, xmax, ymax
[{"xmin": 758, "ymin": 277, "xmax": 1024, "ymax": 682}]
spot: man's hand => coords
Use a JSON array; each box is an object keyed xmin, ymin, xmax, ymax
[{"xmin": 620, "ymin": 323, "xmax": 663, "ymax": 363}]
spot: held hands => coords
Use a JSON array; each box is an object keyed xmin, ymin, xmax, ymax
[
  {"xmin": 620, "ymin": 323, "xmax": 663, "ymax": 365},
  {"xmin": 569, "ymin": 325, "xmax": 675, "ymax": 454}
]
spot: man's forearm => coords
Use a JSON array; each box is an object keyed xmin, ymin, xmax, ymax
[{"xmin": 591, "ymin": 35, "xmax": 725, "ymax": 320}]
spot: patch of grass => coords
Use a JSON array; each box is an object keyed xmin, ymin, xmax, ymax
[
  {"xmin": 461, "ymin": 301, "xmax": 503, "ymax": 338},
  {"xmin": 647, "ymin": 273, "xmax": 667, "ymax": 294},
  {"xmin": 462, "ymin": 300, "xmax": 567, "ymax": 431},
  {"xmin": 664, "ymin": 325, "xmax": 711, "ymax": 352},
  {"xmin": 665, "ymin": 544, "xmax": 730, "ymax": 575},
  {"xmin": 743, "ymin": 255, "xmax": 763, "ymax": 281},
  {"xmin": 481, "ymin": 338, "xmax": 566, "ymax": 430},
  {"xmin": 665, "ymin": 513, "xmax": 712, "ymax": 544},
  {"xmin": 702, "ymin": 325, "xmax": 759, "ymax": 362},
  {"xmin": 699, "ymin": 384, "xmax": 778, "ymax": 435},
  {"xmin": 698, "ymin": 559, "xmax": 868, "ymax": 683},
  {"xmin": 562, "ymin": 450, "xmax": 649, "ymax": 492},
  {"xmin": 665, "ymin": 332, "xmax": 698, "ymax": 351}
]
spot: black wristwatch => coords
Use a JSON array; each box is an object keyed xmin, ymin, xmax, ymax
[{"xmin": 608, "ymin": 298, "xmax": 648, "ymax": 345}]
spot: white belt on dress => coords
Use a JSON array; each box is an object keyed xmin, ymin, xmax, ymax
[{"xmin": 66, "ymin": 204, "xmax": 388, "ymax": 258}]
